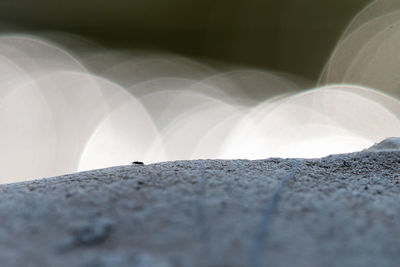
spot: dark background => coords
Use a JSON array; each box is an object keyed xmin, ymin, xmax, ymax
[{"xmin": 0, "ymin": 0, "xmax": 371, "ymax": 81}]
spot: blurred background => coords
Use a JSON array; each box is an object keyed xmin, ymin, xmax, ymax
[
  {"xmin": 3, "ymin": 0, "xmax": 400, "ymax": 183},
  {"xmin": 0, "ymin": 0, "xmax": 370, "ymax": 80}
]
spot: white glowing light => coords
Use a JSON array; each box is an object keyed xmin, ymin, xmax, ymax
[
  {"xmin": 144, "ymin": 90, "xmax": 241, "ymax": 161},
  {"xmin": 0, "ymin": 83, "xmax": 57, "ymax": 182},
  {"xmin": 278, "ymin": 135, "xmax": 372, "ymax": 158},
  {"xmin": 32, "ymin": 71, "xmax": 123, "ymax": 174},
  {"xmin": 221, "ymin": 85, "xmax": 400, "ymax": 159},
  {"xmin": 1, "ymin": 31, "xmax": 400, "ymax": 184},
  {"xmin": 78, "ymin": 87, "xmax": 164, "ymax": 171}
]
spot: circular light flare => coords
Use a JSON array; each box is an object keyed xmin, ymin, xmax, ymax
[
  {"xmin": 354, "ymin": 26, "xmax": 400, "ymax": 97},
  {"xmin": 142, "ymin": 90, "xmax": 237, "ymax": 161},
  {"xmin": 78, "ymin": 88, "xmax": 164, "ymax": 171},
  {"xmin": 219, "ymin": 95, "xmax": 336, "ymax": 159},
  {"xmin": 93, "ymin": 52, "xmax": 217, "ymax": 90},
  {"xmin": 1, "ymin": 32, "xmax": 400, "ymax": 183},
  {"xmin": 0, "ymin": 34, "xmax": 88, "ymax": 78},
  {"xmin": 339, "ymin": 20, "xmax": 400, "ymax": 92},
  {"xmin": 340, "ymin": 0, "xmax": 400, "ymax": 40},
  {"xmin": 321, "ymin": 1, "xmax": 400, "ymax": 98},
  {"xmin": 194, "ymin": 69, "xmax": 302, "ymax": 105},
  {"xmin": 220, "ymin": 85, "xmax": 400, "ymax": 159},
  {"xmin": 0, "ymin": 82, "xmax": 57, "ymax": 183},
  {"xmin": 30, "ymin": 71, "xmax": 126, "ymax": 174},
  {"xmin": 323, "ymin": 10, "xmax": 400, "ymax": 84},
  {"xmin": 189, "ymin": 107, "xmax": 246, "ymax": 160},
  {"xmin": 0, "ymin": 54, "xmax": 33, "ymax": 98}
]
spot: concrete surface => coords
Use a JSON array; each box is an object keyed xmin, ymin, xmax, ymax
[{"xmin": 1, "ymin": 146, "xmax": 400, "ymax": 266}]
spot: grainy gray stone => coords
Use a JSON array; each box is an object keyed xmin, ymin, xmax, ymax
[{"xmin": 1, "ymin": 148, "xmax": 400, "ymax": 266}]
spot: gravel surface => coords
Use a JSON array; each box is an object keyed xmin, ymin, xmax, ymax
[{"xmin": 1, "ymin": 145, "xmax": 400, "ymax": 267}]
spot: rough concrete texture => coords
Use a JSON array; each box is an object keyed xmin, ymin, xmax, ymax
[{"xmin": 1, "ymin": 148, "xmax": 400, "ymax": 266}]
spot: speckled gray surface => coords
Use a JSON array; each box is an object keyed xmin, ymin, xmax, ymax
[{"xmin": 1, "ymin": 149, "xmax": 400, "ymax": 267}]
